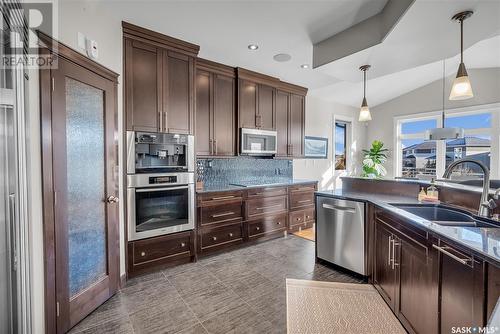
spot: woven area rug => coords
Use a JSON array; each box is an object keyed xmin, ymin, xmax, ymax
[{"xmin": 286, "ymin": 279, "xmax": 406, "ymax": 334}]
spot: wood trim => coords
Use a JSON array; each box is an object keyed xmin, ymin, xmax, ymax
[
  {"xmin": 276, "ymin": 81, "xmax": 308, "ymax": 96},
  {"xmin": 236, "ymin": 67, "xmax": 280, "ymax": 86},
  {"xmin": 196, "ymin": 58, "xmax": 236, "ymax": 77},
  {"xmin": 122, "ymin": 21, "xmax": 200, "ymax": 57},
  {"xmin": 37, "ymin": 31, "xmax": 118, "ymax": 83}
]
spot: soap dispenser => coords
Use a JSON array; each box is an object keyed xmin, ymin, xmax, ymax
[{"xmin": 426, "ymin": 178, "xmax": 439, "ymax": 200}]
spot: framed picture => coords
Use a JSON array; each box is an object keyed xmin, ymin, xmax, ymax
[{"xmin": 304, "ymin": 136, "xmax": 328, "ymax": 159}]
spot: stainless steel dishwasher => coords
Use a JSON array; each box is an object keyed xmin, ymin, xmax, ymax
[{"xmin": 316, "ymin": 195, "xmax": 366, "ymax": 275}]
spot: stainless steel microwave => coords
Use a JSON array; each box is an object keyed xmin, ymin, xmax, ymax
[{"xmin": 240, "ymin": 128, "xmax": 277, "ymax": 156}]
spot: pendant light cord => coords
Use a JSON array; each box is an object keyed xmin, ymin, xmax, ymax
[
  {"xmin": 460, "ymin": 18, "xmax": 464, "ymax": 63},
  {"xmin": 363, "ymin": 70, "xmax": 366, "ymax": 98},
  {"xmin": 442, "ymin": 60, "xmax": 445, "ymax": 126}
]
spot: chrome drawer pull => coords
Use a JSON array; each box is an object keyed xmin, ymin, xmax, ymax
[
  {"xmin": 180, "ymin": 242, "xmax": 186, "ymax": 247},
  {"xmin": 256, "ymin": 227, "xmax": 260, "ymax": 231},
  {"xmin": 141, "ymin": 251, "xmax": 146, "ymax": 257},
  {"xmin": 211, "ymin": 195, "xmax": 236, "ymax": 200},
  {"xmin": 212, "ymin": 236, "xmax": 217, "ymax": 241},
  {"xmin": 277, "ymin": 221, "xmax": 282, "ymax": 225},
  {"xmin": 256, "ymin": 204, "xmax": 282, "ymax": 210},
  {"xmin": 228, "ymin": 233, "xmax": 233, "ymax": 237},
  {"xmin": 211, "ymin": 211, "xmax": 235, "ymax": 218},
  {"xmin": 432, "ymin": 244, "xmax": 473, "ymax": 266},
  {"xmin": 322, "ymin": 203, "xmax": 356, "ymax": 213},
  {"xmin": 297, "ymin": 199, "xmax": 312, "ymax": 203},
  {"xmin": 388, "ymin": 236, "xmax": 392, "ymax": 266}
]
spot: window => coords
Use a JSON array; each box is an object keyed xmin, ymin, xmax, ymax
[
  {"xmin": 335, "ymin": 122, "xmax": 347, "ymax": 170},
  {"xmin": 396, "ymin": 107, "xmax": 498, "ymax": 180},
  {"xmin": 398, "ymin": 117, "xmax": 438, "ymax": 178}
]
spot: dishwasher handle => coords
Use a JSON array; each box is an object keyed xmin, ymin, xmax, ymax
[{"xmin": 321, "ymin": 203, "xmax": 356, "ymax": 214}]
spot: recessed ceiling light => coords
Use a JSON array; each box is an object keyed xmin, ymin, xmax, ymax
[
  {"xmin": 300, "ymin": 64, "xmax": 309, "ymax": 69},
  {"xmin": 273, "ymin": 53, "xmax": 291, "ymax": 62},
  {"xmin": 248, "ymin": 44, "xmax": 259, "ymax": 50}
]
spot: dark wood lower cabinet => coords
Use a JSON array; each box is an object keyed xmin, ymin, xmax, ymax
[
  {"xmin": 372, "ymin": 209, "xmax": 500, "ymax": 334},
  {"xmin": 437, "ymin": 240, "xmax": 485, "ymax": 333},
  {"xmin": 127, "ymin": 231, "xmax": 195, "ymax": 277}
]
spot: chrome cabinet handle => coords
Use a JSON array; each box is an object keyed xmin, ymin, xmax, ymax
[
  {"xmin": 432, "ymin": 244, "xmax": 473, "ymax": 267},
  {"xmin": 391, "ymin": 239, "xmax": 400, "ymax": 269},
  {"xmin": 277, "ymin": 221, "xmax": 282, "ymax": 225},
  {"xmin": 211, "ymin": 212, "xmax": 235, "ymax": 218},
  {"xmin": 214, "ymin": 139, "xmax": 217, "ymax": 155},
  {"xmin": 211, "ymin": 195, "xmax": 236, "ymax": 200},
  {"xmin": 180, "ymin": 242, "xmax": 186, "ymax": 247},
  {"xmin": 141, "ymin": 251, "xmax": 146, "ymax": 257},
  {"xmin": 209, "ymin": 139, "xmax": 213, "ymax": 155},
  {"xmin": 388, "ymin": 235, "xmax": 392, "ymax": 266},
  {"xmin": 212, "ymin": 236, "xmax": 217, "ymax": 241},
  {"xmin": 297, "ymin": 199, "xmax": 312, "ymax": 203},
  {"xmin": 106, "ymin": 195, "xmax": 119, "ymax": 203},
  {"xmin": 9, "ymin": 194, "xmax": 17, "ymax": 270},
  {"xmin": 256, "ymin": 227, "xmax": 260, "ymax": 231},
  {"xmin": 228, "ymin": 233, "xmax": 233, "ymax": 237},
  {"xmin": 256, "ymin": 204, "xmax": 282, "ymax": 211},
  {"xmin": 322, "ymin": 203, "xmax": 355, "ymax": 213}
]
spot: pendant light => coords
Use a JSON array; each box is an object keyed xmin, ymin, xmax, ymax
[
  {"xmin": 425, "ymin": 60, "xmax": 465, "ymax": 140},
  {"xmin": 359, "ymin": 65, "xmax": 372, "ymax": 122},
  {"xmin": 449, "ymin": 11, "xmax": 474, "ymax": 100}
]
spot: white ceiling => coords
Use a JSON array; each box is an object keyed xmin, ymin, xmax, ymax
[{"xmin": 91, "ymin": 0, "xmax": 499, "ymax": 107}]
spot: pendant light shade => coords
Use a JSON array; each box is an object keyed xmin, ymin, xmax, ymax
[
  {"xmin": 359, "ymin": 65, "xmax": 372, "ymax": 122},
  {"xmin": 449, "ymin": 11, "xmax": 474, "ymax": 101}
]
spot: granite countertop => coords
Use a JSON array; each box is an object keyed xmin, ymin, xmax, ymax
[
  {"xmin": 196, "ymin": 179, "xmax": 318, "ymax": 193},
  {"xmin": 316, "ymin": 189, "xmax": 500, "ymax": 266}
]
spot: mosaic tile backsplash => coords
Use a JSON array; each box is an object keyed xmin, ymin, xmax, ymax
[{"xmin": 196, "ymin": 158, "xmax": 293, "ymax": 187}]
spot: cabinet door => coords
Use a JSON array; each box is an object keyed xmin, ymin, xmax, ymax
[
  {"xmin": 397, "ymin": 236, "xmax": 438, "ymax": 334},
  {"xmin": 275, "ymin": 90, "xmax": 289, "ymax": 157},
  {"xmin": 487, "ymin": 263, "xmax": 500, "ymax": 322},
  {"xmin": 213, "ymin": 74, "xmax": 235, "ymax": 156},
  {"xmin": 164, "ymin": 51, "xmax": 194, "ymax": 134},
  {"xmin": 238, "ymin": 79, "xmax": 257, "ymax": 129},
  {"xmin": 289, "ymin": 94, "xmax": 304, "ymax": 157},
  {"xmin": 438, "ymin": 242, "xmax": 484, "ymax": 333},
  {"xmin": 125, "ymin": 39, "xmax": 161, "ymax": 132},
  {"xmin": 373, "ymin": 222, "xmax": 397, "ymax": 310},
  {"xmin": 257, "ymin": 84, "xmax": 275, "ymax": 130},
  {"xmin": 195, "ymin": 70, "xmax": 212, "ymax": 156}
]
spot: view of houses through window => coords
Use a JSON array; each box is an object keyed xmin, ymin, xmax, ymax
[
  {"xmin": 335, "ymin": 122, "xmax": 347, "ymax": 170},
  {"xmin": 398, "ymin": 111, "xmax": 495, "ymax": 179}
]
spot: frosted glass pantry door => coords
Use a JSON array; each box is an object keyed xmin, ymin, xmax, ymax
[{"xmin": 50, "ymin": 56, "xmax": 119, "ymax": 333}]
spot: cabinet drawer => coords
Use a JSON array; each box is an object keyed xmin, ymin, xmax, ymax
[
  {"xmin": 290, "ymin": 191, "xmax": 314, "ymax": 209},
  {"xmin": 199, "ymin": 202, "xmax": 243, "ymax": 226},
  {"xmin": 197, "ymin": 190, "xmax": 243, "ymax": 206},
  {"xmin": 289, "ymin": 210, "xmax": 305, "ymax": 227},
  {"xmin": 288, "ymin": 183, "xmax": 317, "ymax": 193},
  {"xmin": 246, "ymin": 186, "xmax": 287, "ymax": 198},
  {"xmin": 246, "ymin": 195, "xmax": 287, "ymax": 217},
  {"xmin": 248, "ymin": 213, "xmax": 287, "ymax": 238},
  {"xmin": 304, "ymin": 208, "xmax": 315, "ymax": 222},
  {"xmin": 200, "ymin": 223, "xmax": 243, "ymax": 250},
  {"xmin": 130, "ymin": 232, "xmax": 192, "ymax": 266}
]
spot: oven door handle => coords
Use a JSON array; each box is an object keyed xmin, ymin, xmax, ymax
[{"xmin": 136, "ymin": 186, "xmax": 189, "ymax": 193}]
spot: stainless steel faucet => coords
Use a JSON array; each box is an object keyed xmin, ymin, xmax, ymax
[{"xmin": 442, "ymin": 158, "xmax": 492, "ymax": 217}]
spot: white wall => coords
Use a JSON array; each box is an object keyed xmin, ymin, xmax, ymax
[
  {"xmin": 366, "ymin": 67, "xmax": 500, "ymax": 178},
  {"xmin": 293, "ymin": 96, "xmax": 365, "ymax": 190}
]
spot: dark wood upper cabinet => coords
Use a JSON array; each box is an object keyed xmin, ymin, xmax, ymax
[
  {"xmin": 289, "ymin": 94, "xmax": 305, "ymax": 157},
  {"xmin": 125, "ymin": 39, "xmax": 162, "ymax": 132},
  {"xmin": 257, "ymin": 84, "xmax": 275, "ymax": 130},
  {"xmin": 238, "ymin": 79, "xmax": 258, "ymax": 129},
  {"xmin": 275, "ymin": 90, "xmax": 289, "ymax": 157},
  {"xmin": 195, "ymin": 59, "xmax": 236, "ymax": 156},
  {"xmin": 195, "ymin": 69, "xmax": 212, "ymax": 156},
  {"xmin": 163, "ymin": 51, "xmax": 194, "ymax": 134},
  {"xmin": 123, "ymin": 22, "xmax": 199, "ymax": 134}
]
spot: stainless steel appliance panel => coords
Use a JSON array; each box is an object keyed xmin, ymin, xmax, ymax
[
  {"xmin": 240, "ymin": 128, "xmax": 277, "ymax": 155},
  {"xmin": 316, "ymin": 196, "xmax": 365, "ymax": 275},
  {"xmin": 127, "ymin": 131, "xmax": 194, "ymax": 174},
  {"xmin": 127, "ymin": 172, "xmax": 195, "ymax": 241}
]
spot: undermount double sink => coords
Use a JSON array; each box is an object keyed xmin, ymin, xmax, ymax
[{"xmin": 392, "ymin": 204, "xmax": 498, "ymax": 228}]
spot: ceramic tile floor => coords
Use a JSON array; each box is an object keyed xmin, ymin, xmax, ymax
[{"xmin": 69, "ymin": 235, "xmax": 364, "ymax": 334}]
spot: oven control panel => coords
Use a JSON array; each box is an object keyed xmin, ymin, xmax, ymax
[{"xmin": 149, "ymin": 175, "xmax": 178, "ymax": 184}]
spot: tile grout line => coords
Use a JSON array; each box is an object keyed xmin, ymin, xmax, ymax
[{"xmin": 161, "ymin": 270, "xmax": 211, "ymax": 334}]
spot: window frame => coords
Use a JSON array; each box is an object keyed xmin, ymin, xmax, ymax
[{"xmin": 394, "ymin": 103, "xmax": 500, "ymax": 179}]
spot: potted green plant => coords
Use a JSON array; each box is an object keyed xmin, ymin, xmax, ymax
[{"xmin": 362, "ymin": 140, "xmax": 388, "ymax": 178}]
